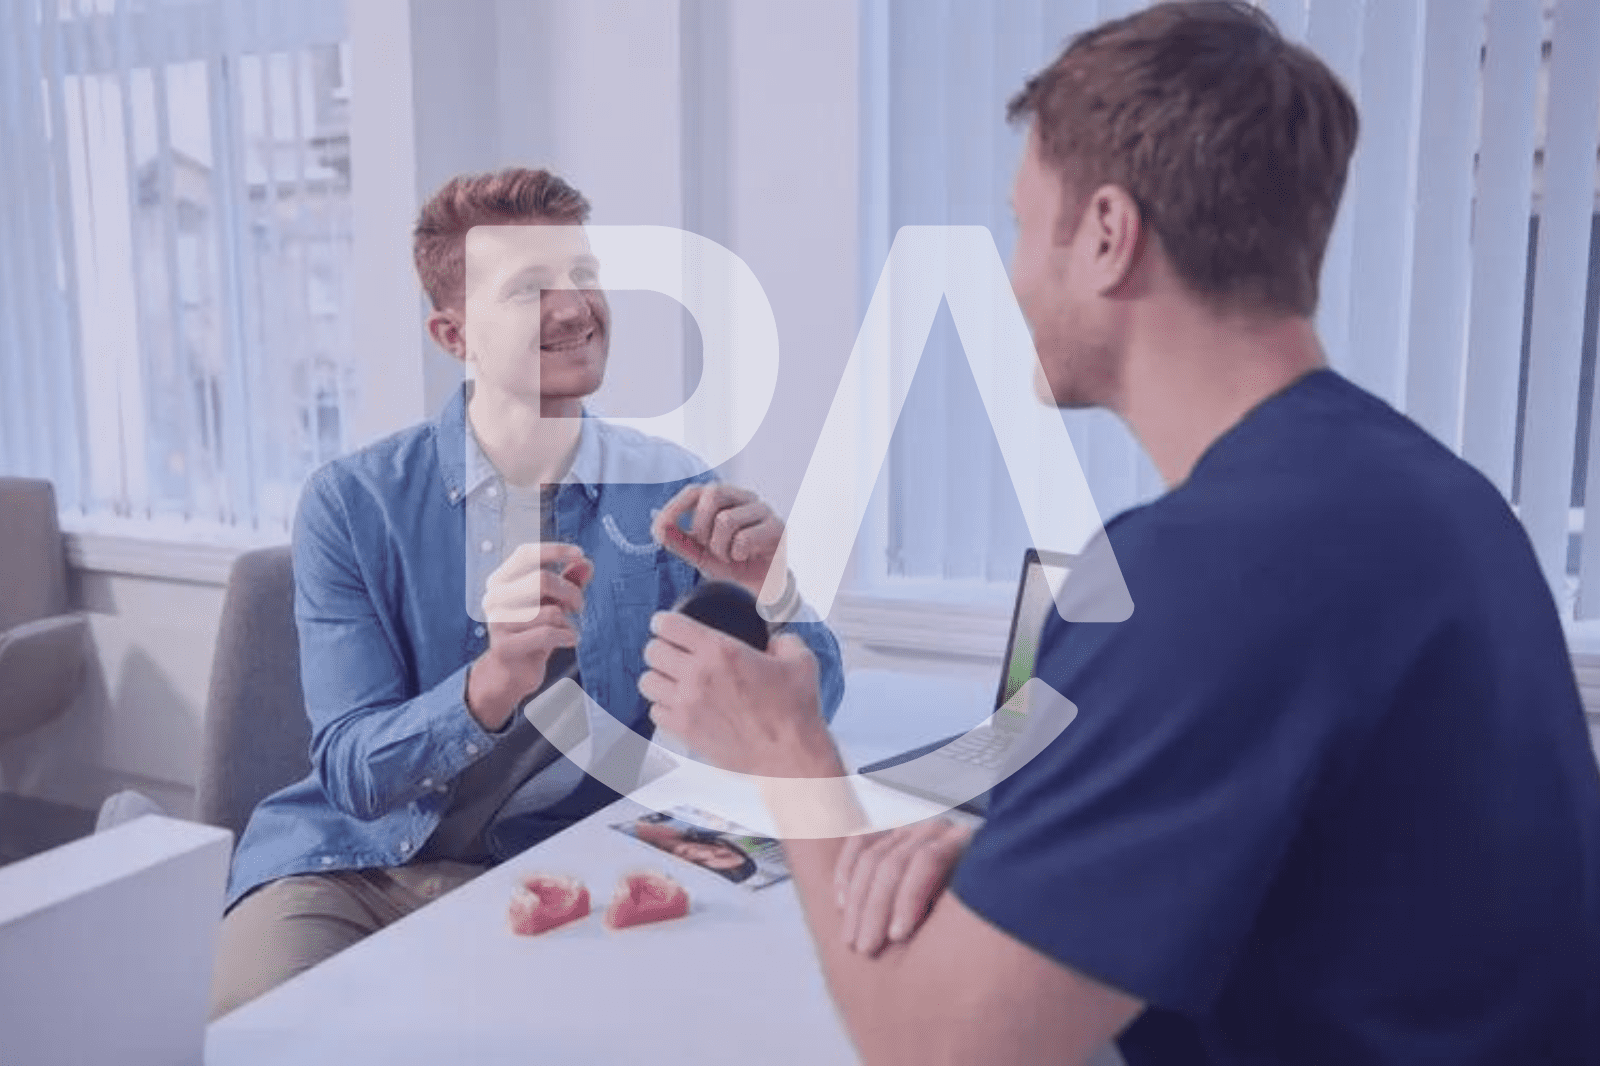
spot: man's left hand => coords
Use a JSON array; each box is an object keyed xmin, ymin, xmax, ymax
[
  {"xmin": 652, "ymin": 483, "xmax": 787, "ymax": 603},
  {"xmin": 639, "ymin": 612, "xmax": 839, "ymax": 779},
  {"xmin": 835, "ymin": 818, "xmax": 974, "ymax": 957}
]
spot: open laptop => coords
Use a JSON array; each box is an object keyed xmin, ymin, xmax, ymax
[{"xmin": 858, "ymin": 547, "xmax": 1074, "ymax": 815}]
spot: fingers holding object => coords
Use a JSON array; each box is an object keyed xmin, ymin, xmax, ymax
[
  {"xmin": 638, "ymin": 667, "xmax": 676, "ymax": 708},
  {"xmin": 641, "ymin": 633, "xmax": 694, "ymax": 683},
  {"xmin": 652, "ymin": 485, "xmax": 710, "ymax": 565},
  {"xmin": 488, "ymin": 566, "xmax": 586, "ymax": 619},
  {"xmin": 652, "ymin": 484, "xmax": 704, "ymax": 544},
  {"xmin": 729, "ymin": 513, "xmax": 783, "ymax": 564},
  {"xmin": 493, "ymin": 541, "xmax": 587, "ymax": 584},
  {"xmin": 704, "ymin": 502, "xmax": 767, "ymax": 562},
  {"xmin": 485, "ymin": 602, "xmax": 579, "ymax": 639},
  {"xmin": 648, "ymin": 609, "xmax": 731, "ymax": 656},
  {"xmin": 520, "ymin": 614, "xmax": 581, "ymax": 654},
  {"xmin": 691, "ymin": 484, "xmax": 756, "ymax": 552},
  {"xmin": 560, "ymin": 555, "xmax": 595, "ymax": 591}
]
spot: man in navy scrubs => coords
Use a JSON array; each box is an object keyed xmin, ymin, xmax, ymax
[{"xmin": 639, "ymin": 2, "xmax": 1600, "ymax": 1062}]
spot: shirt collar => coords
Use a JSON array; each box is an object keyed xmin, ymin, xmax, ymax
[
  {"xmin": 564, "ymin": 409, "xmax": 603, "ymax": 498},
  {"xmin": 463, "ymin": 420, "xmax": 498, "ymax": 498},
  {"xmin": 438, "ymin": 381, "xmax": 603, "ymax": 503},
  {"xmin": 434, "ymin": 382, "xmax": 470, "ymax": 506}
]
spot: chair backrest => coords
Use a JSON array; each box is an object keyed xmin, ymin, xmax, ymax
[
  {"xmin": 195, "ymin": 546, "xmax": 311, "ymax": 842},
  {"xmin": 0, "ymin": 477, "xmax": 69, "ymax": 635}
]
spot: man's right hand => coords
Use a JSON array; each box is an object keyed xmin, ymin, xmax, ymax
[{"xmin": 466, "ymin": 542, "xmax": 594, "ymax": 732}]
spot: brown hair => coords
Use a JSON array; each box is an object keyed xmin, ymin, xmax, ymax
[
  {"xmin": 1008, "ymin": 0, "xmax": 1358, "ymax": 317},
  {"xmin": 413, "ymin": 167, "xmax": 592, "ymax": 311}
]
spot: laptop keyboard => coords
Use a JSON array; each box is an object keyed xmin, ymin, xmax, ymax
[{"xmin": 941, "ymin": 730, "xmax": 1013, "ymax": 768}]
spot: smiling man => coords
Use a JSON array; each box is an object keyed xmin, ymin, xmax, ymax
[
  {"xmin": 209, "ymin": 168, "xmax": 843, "ymax": 1018},
  {"xmin": 641, "ymin": 3, "xmax": 1600, "ymax": 1064}
]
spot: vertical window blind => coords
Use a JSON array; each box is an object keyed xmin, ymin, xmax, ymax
[
  {"xmin": 0, "ymin": 0, "xmax": 353, "ymax": 537},
  {"xmin": 864, "ymin": 0, "xmax": 1600, "ymax": 621}
]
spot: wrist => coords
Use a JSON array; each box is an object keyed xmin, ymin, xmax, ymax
[
  {"xmin": 757, "ymin": 745, "xmax": 867, "ymax": 841},
  {"xmin": 762, "ymin": 718, "xmax": 845, "ymax": 779},
  {"xmin": 465, "ymin": 650, "xmax": 518, "ymax": 732},
  {"xmin": 757, "ymin": 568, "xmax": 801, "ymax": 625}
]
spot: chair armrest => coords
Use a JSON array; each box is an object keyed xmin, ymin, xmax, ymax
[{"xmin": 0, "ymin": 614, "xmax": 88, "ymax": 743}]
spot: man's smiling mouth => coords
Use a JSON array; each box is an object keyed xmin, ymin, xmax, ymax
[{"xmin": 541, "ymin": 326, "xmax": 596, "ymax": 352}]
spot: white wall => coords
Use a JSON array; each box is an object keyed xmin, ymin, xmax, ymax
[
  {"xmin": 346, "ymin": 0, "xmax": 427, "ymax": 449},
  {"xmin": 715, "ymin": 0, "xmax": 862, "ymax": 512},
  {"xmin": 495, "ymin": 0, "xmax": 690, "ymax": 426}
]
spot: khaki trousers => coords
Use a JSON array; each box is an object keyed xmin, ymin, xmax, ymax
[{"xmin": 209, "ymin": 859, "xmax": 488, "ymax": 1020}]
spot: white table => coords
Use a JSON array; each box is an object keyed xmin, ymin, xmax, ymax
[{"xmin": 205, "ymin": 671, "xmax": 994, "ymax": 1066}]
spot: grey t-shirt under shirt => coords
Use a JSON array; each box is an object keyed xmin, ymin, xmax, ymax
[{"xmin": 418, "ymin": 482, "xmax": 581, "ymax": 864}]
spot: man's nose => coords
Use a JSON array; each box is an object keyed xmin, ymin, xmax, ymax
[{"xmin": 542, "ymin": 288, "xmax": 587, "ymax": 320}]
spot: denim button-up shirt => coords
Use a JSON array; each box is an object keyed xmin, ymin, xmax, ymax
[{"xmin": 225, "ymin": 384, "xmax": 844, "ymax": 910}]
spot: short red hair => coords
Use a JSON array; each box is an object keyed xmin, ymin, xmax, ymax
[{"xmin": 412, "ymin": 167, "xmax": 591, "ymax": 311}]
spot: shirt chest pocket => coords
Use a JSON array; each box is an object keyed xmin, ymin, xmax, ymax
[
  {"xmin": 598, "ymin": 509, "xmax": 665, "ymax": 608},
  {"xmin": 609, "ymin": 555, "xmax": 662, "ymax": 608}
]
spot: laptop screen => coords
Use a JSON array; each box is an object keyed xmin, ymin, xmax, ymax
[{"xmin": 994, "ymin": 549, "xmax": 1072, "ymax": 731}]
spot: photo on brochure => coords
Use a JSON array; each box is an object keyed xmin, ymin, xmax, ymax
[{"xmin": 611, "ymin": 805, "xmax": 791, "ymax": 890}]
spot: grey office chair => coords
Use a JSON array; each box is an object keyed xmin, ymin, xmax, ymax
[
  {"xmin": 194, "ymin": 546, "xmax": 311, "ymax": 843},
  {"xmin": 0, "ymin": 478, "xmax": 87, "ymax": 749},
  {"xmin": 0, "ymin": 477, "xmax": 96, "ymax": 862}
]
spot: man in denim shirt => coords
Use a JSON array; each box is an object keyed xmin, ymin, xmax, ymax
[{"xmin": 211, "ymin": 168, "xmax": 844, "ymax": 1017}]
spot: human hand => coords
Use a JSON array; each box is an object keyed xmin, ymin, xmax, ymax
[
  {"xmin": 652, "ymin": 483, "xmax": 788, "ymax": 605},
  {"xmin": 834, "ymin": 817, "xmax": 974, "ymax": 956},
  {"xmin": 638, "ymin": 612, "xmax": 839, "ymax": 779},
  {"xmin": 468, "ymin": 542, "xmax": 594, "ymax": 731}
]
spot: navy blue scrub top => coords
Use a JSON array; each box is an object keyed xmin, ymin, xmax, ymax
[{"xmin": 954, "ymin": 370, "xmax": 1600, "ymax": 1065}]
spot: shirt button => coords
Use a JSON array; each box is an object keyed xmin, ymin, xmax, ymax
[
  {"xmin": 399, "ymin": 840, "xmax": 412, "ymax": 854},
  {"xmin": 320, "ymin": 856, "xmax": 334, "ymax": 866},
  {"xmin": 466, "ymin": 743, "xmax": 480, "ymax": 756},
  {"xmin": 480, "ymin": 540, "xmax": 494, "ymax": 553},
  {"xmin": 448, "ymin": 488, "xmax": 460, "ymax": 502},
  {"xmin": 486, "ymin": 485, "xmax": 499, "ymax": 498},
  {"xmin": 421, "ymin": 777, "xmax": 433, "ymax": 789},
  {"xmin": 474, "ymin": 624, "xmax": 486, "ymax": 637}
]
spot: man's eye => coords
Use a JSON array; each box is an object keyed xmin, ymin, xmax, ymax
[{"xmin": 572, "ymin": 268, "xmax": 598, "ymax": 286}]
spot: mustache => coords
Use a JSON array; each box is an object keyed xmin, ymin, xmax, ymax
[{"xmin": 539, "ymin": 315, "xmax": 604, "ymax": 347}]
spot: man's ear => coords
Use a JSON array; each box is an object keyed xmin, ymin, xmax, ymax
[
  {"xmin": 425, "ymin": 308, "xmax": 467, "ymax": 361},
  {"xmin": 1084, "ymin": 185, "xmax": 1144, "ymax": 296}
]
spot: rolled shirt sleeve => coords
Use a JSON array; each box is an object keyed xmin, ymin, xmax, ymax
[{"xmin": 787, "ymin": 616, "xmax": 846, "ymax": 724}]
